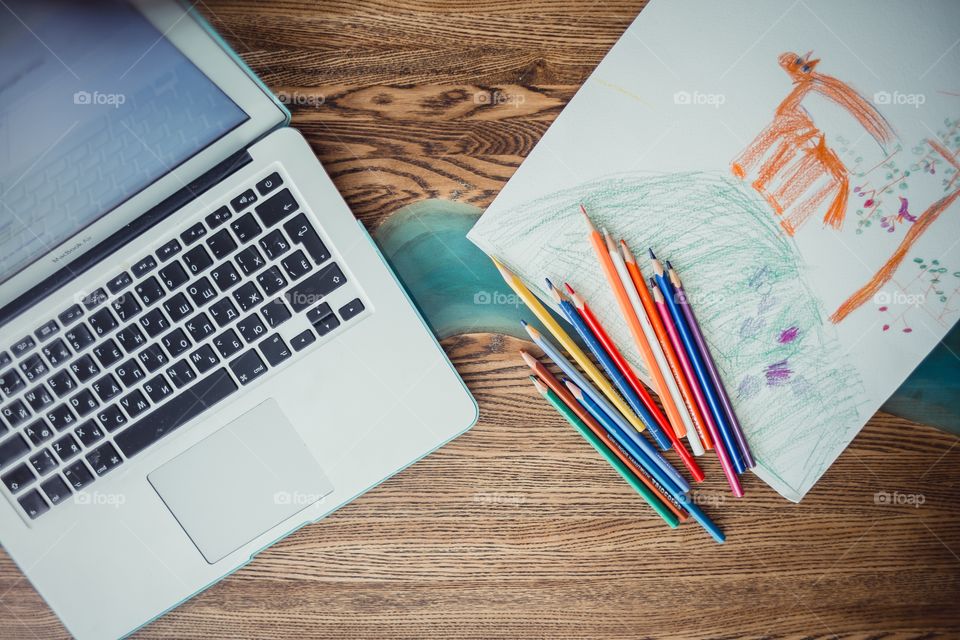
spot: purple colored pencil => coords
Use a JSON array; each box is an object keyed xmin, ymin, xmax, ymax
[{"xmin": 667, "ymin": 263, "xmax": 756, "ymax": 469}]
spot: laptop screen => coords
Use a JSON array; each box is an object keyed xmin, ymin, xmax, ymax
[{"xmin": 0, "ymin": 0, "xmax": 249, "ymax": 287}]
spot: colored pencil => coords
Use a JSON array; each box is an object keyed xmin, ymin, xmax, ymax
[
  {"xmin": 668, "ymin": 264, "xmax": 756, "ymax": 469},
  {"xmin": 522, "ymin": 321, "xmax": 689, "ymax": 495},
  {"xmin": 577, "ymin": 205, "xmax": 688, "ymax": 448},
  {"xmin": 650, "ymin": 251, "xmax": 747, "ymax": 478},
  {"xmin": 620, "ymin": 241, "xmax": 711, "ymax": 454},
  {"xmin": 491, "ymin": 257, "xmax": 651, "ymax": 436},
  {"xmin": 546, "ymin": 279, "xmax": 678, "ymax": 458},
  {"xmin": 651, "ymin": 282, "xmax": 742, "ymax": 496},
  {"xmin": 525, "ymin": 366, "xmax": 683, "ymax": 525}
]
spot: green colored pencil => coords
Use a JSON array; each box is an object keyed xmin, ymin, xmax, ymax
[{"xmin": 531, "ymin": 376, "xmax": 679, "ymax": 528}]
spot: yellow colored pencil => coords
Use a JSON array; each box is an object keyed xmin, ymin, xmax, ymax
[{"xmin": 491, "ymin": 257, "xmax": 649, "ymax": 434}]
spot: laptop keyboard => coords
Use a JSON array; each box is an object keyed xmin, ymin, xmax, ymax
[{"xmin": 0, "ymin": 171, "xmax": 368, "ymax": 521}]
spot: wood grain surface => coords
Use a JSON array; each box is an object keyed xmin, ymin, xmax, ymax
[{"xmin": 1, "ymin": 1, "xmax": 959, "ymax": 638}]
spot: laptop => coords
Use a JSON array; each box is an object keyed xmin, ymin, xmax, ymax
[{"xmin": 0, "ymin": 1, "xmax": 477, "ymax": 637}]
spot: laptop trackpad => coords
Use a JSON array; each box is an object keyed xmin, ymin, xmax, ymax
[{"xmin": 148, "ymin": 399, "xmax": 334, "ymax": 564}]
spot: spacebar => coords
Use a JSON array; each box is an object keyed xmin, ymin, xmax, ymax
[{"xmin": 114, "ymin": 368, "xmax": 238, "ymax": 458}]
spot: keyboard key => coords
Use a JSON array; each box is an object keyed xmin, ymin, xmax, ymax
[
  {"xmin": 92, "ymin": 374, "xmax": 123, "ymax": 403},
  {"xmin": 280, "ymin": 249, "xmax": 313, "ymax": 281},
  {"xmin": 70, "ymin": 354, "xmax": 100, "ymax": 383},
  {"xmin": 290, "ymin": 329, "xmax": 316, "ymax": 352},
  {"xmin": 135, "ymin": 276, "xmax": 166, "ymax": 306},
  {"xmin": 163, "ymin": 293, "xmax": 194, "ymax": 323},
  {"xmin": 212, "ymin": 330, "xmax": 243, "ymax": 359},
  {"xmin": 74, "ymin": 420, "xmax": 105, "ymax": 447},
  {"xmin": 231, "ymin": 212, "xmax": 262, "ymax": 243},
  {"xmin": 233, "ymin": 281, "xmax": 264, "ymax": 312},
  {"xmin": 3, "ymin": 400, "xmax": 30, "ymax": 428},
  {"xmin": 18, "ymin": 489, "xmax": 49, "ymax": 519},
  {"xmin": 209, "ymin": 298, "xmax": 240, "ymax": 327},
  {"xmin": 34, "ymin": 319, "xmax": 59, "ymax": 342},
  {"xmin": 0, "ymin": 433, "xmax": 29, "ymax": 469},
  {"xmin": 210, "ymin": 262, "xmax": 241, "ymax": 292},
  {"xmin": 114, "ymin": 368, "xmax": 237, "ymax": 458},
  {"xmin": 259, "ymin": 229, "xmax": 291, "ymax": 260},
  {"xmin": 58, "ymin": 304, "xmax": 84, "ymax": 326},
  {"xmin": 181, "ymin": 222, "xmax": 207, "ymax": 245},
  {"xmin": 314, "ymin": 313, "xmax": 341, "ymax": 337},
  {"xmin": 143, "ymin": 375, "xmax": 174, "ymax": 403},
  {"xmin": 186, "ymin": 277, "xmax": 218, "ymax": 307},
  {"xmin": 96, "ymin": 405, "xmax": 127, "ymax": 432},
  {"xmin": 106, "ymin": 271, "xmax": 133, "ymax": 294},
  {"xmin": 24, "ymin": 385, "xmax": 54, "ymax": 412},
  {"xmin": 69, "ymin": 389, "xmax": 99, "ymax": 417},
  {"xmin": 46, "ymin": 370, "xmax": 76, "ymax": 398},
  {"xmin": 287, "ymin": 263, "xmax": 347, "ymax": 312},
  {"xmin": 257, "ymin": 266, "xmax": 288, "ymax": 296},
  {"xmin": 229, "ymin": 349, "xmax": 268, "ymax": 385},
  {"xmin": 93, "ymin": 339, "xmax": 123, "ymax": 368},
  {"xmin": 116, "ymin": 325, "xmax": 146, "ymax": 353},
  {"xmin": 88, "ymin": 307, "xmax": 118, "ymax": 338},
  {"xmin": 30, "ymin": 449, "xmax": 57, "ymax": 476},
  {"xmin": 0, "ymin": 351, "xmax": 9, "ymax": 368},
  {"xmin": 206, "ymin": 229, "xmax": 237, "ymax": 260},
  {"xmin": 19, "ymin": 353, "xmax": 47, "ymax": 383},
  {"xmin": 161, "ymin": 328, "xmax": 192, "ymax": 358},
  {"xmin": 159, "ymin": 261, "xmax": 190, "ymax": 291},
  {"xmin": 40, "ymin": 475, "xmax": 71, "ymax": 506},
  {"xmin": 157, "ymin": 238, "xmax": 182, "ymax": 261},
  {"xmin": 255, "ymin": 172, "xmax": 282, "ymax": 196},
  {"xmin": 115, "ymin": 359, "xmax": 145, "ymax": 388},
  {"xmin": 237, "ymin": 314, "xmax": 267, "ymax": 343},
  {"xmin": 260, "ymin": 334, "xmax": 292, "ymax": 366},
  {"xmin": 284, "ymin": 213, "xmax": 330, "ymax": 265},
  {"xmin": 260, "ymin": 299, "xmax": 292, "ymax": 328},
  {"xmin": 82, "ymin": 288, "xmax": 109, "ymax": 311},
  {"xmin": 166, "ymin": 359, "xmax": 197, "ymax": 388},
  {"xmin": 230, "ymin": 188, "xmax": 258, "ymax": 212},
  {"xmin": 23, "ymin": 419, "xmax": 53, "ymax": 446},
  {"xmin": 46, "ymin": 404, "xmax": 77, "ymax": 431},
  {"xmin": 2, "ymin": 463, "xmax": 35, "ymax": 493},
  {"xmin": 185, "ymin": 313, "xmax": 216, "ymax": 341},
  {"xmin": 188, "ymin": 345, "xmax": 220, "ymax": 375},
  {"xmin": 137, "ymin": 344, "xmax": 168, "ymax": 373},
  {"xmin": 235, "ymin": 245, "xmax": 266, "ymax": 275},
  {"xmin": 0, "ymin": 369, "xmax": 26, "ymax": 396},
  {"xmin": 65, "ymin": 324, "xmax": 95, "ymax": 352},
  {"xmin": 52, "ymin": 434, "xmax": 81, "ymax": 462},
  {"xmin": 139, "ymin": 308, "xmax": 170, "ymax": 338},
  {"xmin": 255, "ymin": 188, "xmax": 298, "ymax": 227},
  {"xmin": 120, "ymin": 390, "xmax": 150, "ymax": 419},
  {"xmin": 183, "ymin": 245, "xmax": 214, "ymax": 274},
  {"xmin": 112, "ymin": 293, "xmax": 142, "ymax": 322},
  {"xmin": 132, "ymin": 255, "xmax": 158, "ymax": 278},
  {"xmin": 11, "ymin": 335, "xmax": 36, "ymax": 358},
  {"xmin": 205, "ymin": 205, "xmax": 232, "ymax": 229},
  {"xmin": 63, "ymin": 460, "xmax": 94, "ymax": 491},
  {"xmin": 306, "ymin": 303, "xmax": 332, "ymax": 325},
  {"xmin": 339, "ymin": 298, "xmax": 365, "ymax": 321},
  {"xmin": 87, "ymin": 441, "xmax": 123, "ymax": 476}
]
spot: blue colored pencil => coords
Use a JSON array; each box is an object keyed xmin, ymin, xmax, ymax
[
  {"xmin": 650, "ymin": 251, "xmax": 746, "ymax": 474},
  {"xmin": 521, "ymin": 320, "xmax": 690, "ymax": 494}
]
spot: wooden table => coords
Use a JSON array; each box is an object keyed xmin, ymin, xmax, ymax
[{"xmin": 2, "ymin": 1, "xmax": 959, "ymax": 637}]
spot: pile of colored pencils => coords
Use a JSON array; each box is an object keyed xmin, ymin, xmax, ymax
[{"xmin": 492, "ymin": 205, "xmax": 756, "ymax": 543}]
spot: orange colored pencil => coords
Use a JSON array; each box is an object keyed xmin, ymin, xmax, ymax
[
  {"xmin": 578, "ymin": 205, "xmax": 688, "ymax": 444},
  {"xmin": 520, "ymin": 351, "xmax": 688, "ymax": 521},
  {"xmin": 620, "ymin": 241, "xmax": 714, "ymax": 451}
]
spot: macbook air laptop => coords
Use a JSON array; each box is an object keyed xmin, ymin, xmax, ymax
[{"xmin": 0, "ymin": 1, "xmax": 477, "ymax": 637}]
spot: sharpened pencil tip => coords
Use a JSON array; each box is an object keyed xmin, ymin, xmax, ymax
[
  {"xmin": 665, "ymin": 260, "xmax": 673, "ymax": 270},
  {"xmin": 564, "ymin": 282, "xmax": 575, "ymax": 295},
  {"xmin": 520, "ymin": 319, "xmax": 528, "ymax": 327},
  {"xmin": 544, "ymin": 277, "xmax": 554, "ymax": 290},
  {"xmin": 648, "ymin": 248, "xmax": 657, "ymax": 260},
  {"xmin": 530, "ymin": 375, "xmax": 548, "ymax": 394},
  {"xmin": 578, "ymin": 204, "xmax": 596, "ymax": 231},
  {"xmin": 563, "ymin": 379, "xmax": 582, "ymax": 398},
  {"xmin": 519, "ymin": 350, "xmax": 537, "ymax": 368}
]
